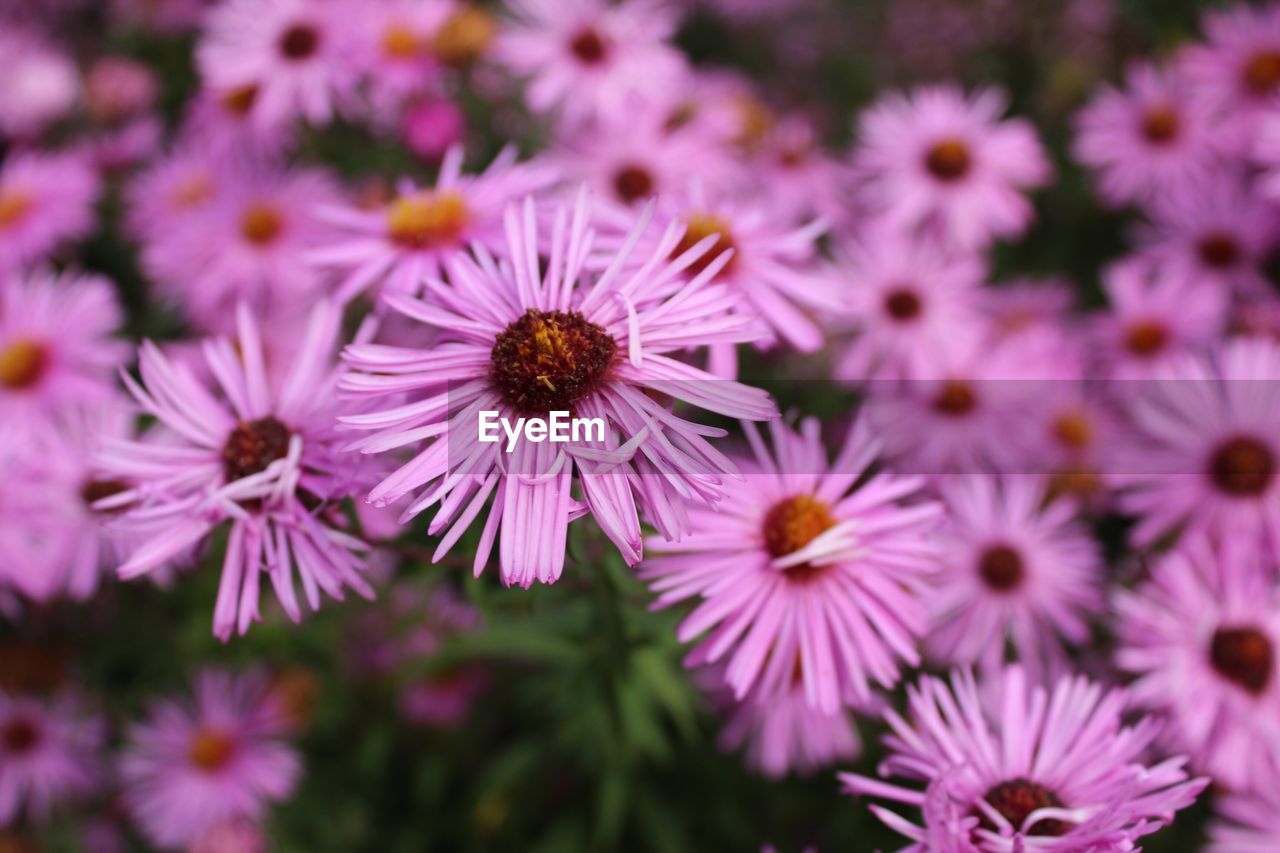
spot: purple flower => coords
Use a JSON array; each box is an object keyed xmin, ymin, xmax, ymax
[
  {"xmin": 1115, "ymin": 539, "xmax": 1280, "ymax": 791},
  {"xmin": 841, "ymin": 666, "xmax": 1208, "ymax": 851},
  {"xmin": 352, "ymin": 0, "xmax": 451, "ymax": 113},
  {"xmin": 0, "ymin": 689, "xmax": 103, "ymax": 824},
  {"xmin": 1208, "ymin": 762, "xmax": 1280, "ymax": 851},
  {"xmin": 640, "ymin": 417, "xmax": 941, "ymax": 711},
  {"xmin": 340, "ymin": 191, "xmax": 776, "ymax": 586},
  {"xmin": 125, "ymin": 143, "xmax": 225, "ymax": 242},
  {"xmin": 99, "ymin": 302, "xmax": 375, "ymax": 640},
  {"xmin": 1184, "ymin": 4, "xmax": 1280, "ymax": 149},
  {"xmin": 720, "ymin": 682, "xmax": 862, "ymax": 779},
  {"xmin": 0, "ymin": 28, "xmax": 79, "ymax": 139},
  {"xmin": 0, "ymin": 152, "xmax": 100, "ymax": 274},
  {"xmin": 854, "ymin": 85, "xmax": 1051, "ymax": 250},
  {"xmin": 120, "ymin": 669, "xmax": 301, "ymax": 849}
]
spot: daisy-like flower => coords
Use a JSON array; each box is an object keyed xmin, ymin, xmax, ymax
[
  {"xmin": 926, "ymin": 475, "xmax": 1104, "ymax": 677},
  {"xmin": 1115, "ymin": 540, "xmax": 1280, "ymax": 791},
  {"xmin": 854, "ymin": 85, "xmax": 1051, "ymax": 250},
  {"xmin": 124, "ymin": 143, "xmax": 226, "ymax": 243},
  {"xmin": 833, "ymin": 225, "xmax": 986, "ymax": 382},
  {"xmin": 1118, "ymin": 336, "xmax": 1280, "ymax": 556},
  {"xmin": 120, "ymin": 669, "xmax": 301, "ymax": 849},
  {"xmin": 0, "ymin": 268, "xmax": 127, "ymax": 441},
  {"xmin": 1208, "ymin": 762, "xmax": 1280, "ymax": 851},
  {"xmin": 0, "ymin": 689, "xmax": 103, "ymax": 824},
  {"xmin": 496, "ymin": 0, "xmax": 688, "ymax": 128},
  {"xmin": 640, "ymin": 417, "xmax": 941, "ymax": 712},
  {"xmin": 309, "ymin": 145, "xmax": 555, "ymax": 303},
  {"xmin": 0, "ymin": 151, "xmax": 100, "ymax": 273},
  {"xmin": 1073, "ymin": 60, "xmax": 1221, "ymax": 208},
  {"xmin": 340, "ymin": 191, "xmax": 776, "ymax": 587},
  {"xmin": 354, "ymin": 0, "xmax": 451, "ymax": 112},
  {"xmin": 841, "ymin": 666, "xmax": 1208, "ymax": 851},
  {"xmin": 143, "ymin": 163, "xmax": 341, "ymax": 331},
  {"xmin": 0, "ymin": 449, "xmax": 77, "ymax": 603},
  {"xmin": 749, "ymin": 116, "xmax": 855, "ymax": 226},
  {"xmin": 0, "ymin": 28, "xmax": 79, "ymax": 139},
  {"xmin": 976, "ymin": 279, "xmax": 1076, "ymax": 344},
  {"xmin": 719, "ymin": 682, "xmax": 862, "ymax": 779},
  {"xmin": 196, "ymin": 0, "xmax": 359, "ymax": 129},
  {"xmin": 98, "ymin": 302, "xmax": 375, "ymax": 640},
  {"xmin": 1184, "ymin": 4, "xmax": 1280, "ymax": 147},
  {"xmin": 1089, "ymin": 256, "xmax": 1227, "ymax": 379}
]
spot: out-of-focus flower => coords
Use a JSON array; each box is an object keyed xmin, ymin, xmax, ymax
[
  {"xmin": 0, "ymin": 28, "xmax": 79, "ymax": 139},
  {"xmin": 187, "ymin": 819, "xmax": 269, "ymax": 853},
  {"xmin": 98, "ymin": 302, "xmax": 376, "ymax": 640},
  {"xmin": 853, "ymin": 85, "xmax": 1050, "ymax": 250},
  {"xmin": 111, "ymin": 0, "xmax": 213, "ymax": 33},
  {"xmin": 1208, "ymin": 762, "xmax": 1280, "ymax": 851},
  {"xmin": 121, "ymin": 669, "xmax": 301, "ymax": 848},
  {"xmin": 0, "ymin": 689, "xmax": 102, "ymax": 824},
  {"xmin": 401, "ymin": 97, "xmax": 467, "ymax": 160},
  {"xmin": 719, "ymin": 682, "xmax": 862, "ymax": 779},
  {"xmin": 355, "ymin": 0, "xmax": 451, "ymax": 112},
  {"xmin": 641, "ymin": 417, "xmax": 940, "ymax": 711},
  {"xmin": 1115, "ymin": 540, "xmax": 1280, "ymax": 791},
  {"xmin": 340, "ymin": 191, "xmax": 776, "ymax": 587},
  {"xmin": 125, "ymin": 143, "xmax": 226, "ymax": 242},
  {"xmin": 841, "ymin": 666, "xmax": 1208, "ymax": 850},
  {"xmin": 749, "ymin": 116, "xmax": 853, "ymax": 226},
  {"xmin": 84, "ymin": 57, "xmax": 159, "ymax": 126},
  {"xmin": 0, "ymin": 151, "xmax": 100, "ymax": 273},
  {"xmin": 1185, "ymin": 4, "xmax": 1280, "ymax": 149}
]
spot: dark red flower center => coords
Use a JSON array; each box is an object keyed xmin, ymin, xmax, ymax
[
  {"xmin": 1208, "ymin": 436, "xmax": 1276, "ymax": 497},
  {"xmin": 974, "ymin": 778, "xmax": 1070, "ymax": 837},
  {"xmin": 240, "ymin": 202, "xmax": 285, "ymax": 246},
  {"xmin": 883, "ymin": 288, "xmax": 923, "ymax": 322},
  {"xmin": 1051, "ymin": 411, "xmax": 1093, "ymax": 450},
  {"xmin": 1124, "ymin": 320, "xmax": 1168, "ymax": 357},
  {"xmin": 221, "ymin": 84, "xmax": 259, "ymax": 116},
  {"xmin": 0, "ymin": 339, "xmax": 48, "ymax": 390},
  {"xmin": 978, "ymin": 543, "xmax": 1025, "ymax": 592},
  {"xmin": 1197, "ymin": 233, "xmax": 1241, "ymax": 269},
  {"xmin": 1210, "ymin": 626, "xmax": 1274, "ymax": 695},
  {"xmin": 223, "ymin": 417, "xmax": 293, "ymax": 484},
  {"xmin": 1, "ymin": 716, "xmax": 40, "ymax": 755},
  {"xmin": 188, "ymin": 726, "xmax": 237, "ymax": 772},
  {"xmin": 613, "ymin": 164, "xmax": 655, "ymax": 204},
  {"xmin": 279, "ymin": 23, "xmax": 320, "ymax": 61},
  {"xmin": 672, "ymin": 212, "xmax": 738, "ymax": 278},
  {"xmin": 924, "ymin": 138, "xmax": 972, "ymax": 182},
  {"xmin": 490, "ymin": 309, "xmax": 617, "ymax": 414},
  {"xmin": 933, "ymin": 380, "xmax": 977, "ymax": 416},
  {"xmin": 762, "ymin": 494, "xmax": 837, "ymax": 582},
  {"xmin": 81, "ymin": 478, "xmax": 131, "ymax": 513},
  {"xmin": 1140, "ymin": 104, "xmax": 1181, "ymax": 144},
  {"xmin": 569, "ymin": 27, "xmax": 608, "ymax": 64},
  {"xmin": 1244, "ymin": 49, "xmax": 1280, "ymax": 96}
]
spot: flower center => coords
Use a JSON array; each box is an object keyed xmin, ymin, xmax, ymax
[
  {"xmin": 222, "ymin": 417, "xmax": 292, "ymax": 483},
  {"xmin": 172, "ymin": 175, "xmax": 215, "ymax": 210},
  {"xmin": 188, "ymin": 726, "xmax": 237, "ymax": 772},
  {"xmin": 279, "ymin": 23, "xmax": 320, "ymax": 61},
  {"xmin": 672, "ymin": 213, "xmax": 737, "ymax": 278},
  {"xmin": 433, "ymin": 5, "xmax": 496, "ymax": 66},
  {"xmin": 975, "ymin": 778, "xmax": 1070, "ymax": 836},
  {"xmin": 1124, "ymin": 320, "xmax": 1167, "ymax": 357},
  {"xmin": 81, "ymin": 478, "xmax": 131, "ymax": 513},
  {"xmin": 1048, "ymin": 466, "xmax": 1101, "ymax": 503},
  {"xmin": 1208, "ymin": 436, "xmax": 1276, "ymax": 497},
  {"xmin": 1197, "ymin": 233, "xmax": 1241, "ymax": 269},
  {"xmin": 490, "ymin": 309, "xmax": 617, "ymax": 414},
  {"xmin": 382, "ymin": 22, "xmax": 424, "ymax": 59},
  {"xmin": 569, "ymin": 27, "xmax": 608, "ymax": 64},
  {"xmin": 1, "ymin": 717, "xmax": 40, "ymax": 755},
  {"xmin": 762, "ymin": 494, "xmax": 836, "ymax": 565},
  {"xmin": 240, "ymin": 202, "xmax": 284, "ymax": 246},
  {"xmin": 0, "ymin": 339, "xmax": 48, "ymax": 390},
  {"xmin": 1211, "ymin": 626, "xmax": 1274, "ymax": 695},
  {"xmin": 221, "ymin": 84, "xmax": 259, "ymax": 116},
  {"xmin": 933, "ymin": 380, "xmax": 977, "ymax": 416},
  {"xmin": 883, "ymin": 287, "xmax": 923, "ymax": 322},
  {"xmin": 613, "ymin": 164, "xmax": 655, "ymax": 204},
  {"xmin": 977, "ymin": 543, "xmax": 1025, "ymax": 592},
  {"xmin": 1051, "ymin": 410, "xmax": 1092, "ymax": 450},
  {"xmin": 0, "ymin": 190, "xmax": 33, "ymax": 230},
  {"xmin": 1244, "ymin": 49, "xmax": 1280, "ymax": 96},
  {"xmin": 386, "ymin": 192, "xmax": 468, "ymax": 249},
  {"xmin": 924, "ymin": 138, "xmax": 971, "ymax": 182},
  {"xmin": 1140, "ymin": 104, "xmax": 1180, "ymax": 144}
]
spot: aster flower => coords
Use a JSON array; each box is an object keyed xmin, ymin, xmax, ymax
[
  {"xmin": 98, "ymin": 301, "xmax": 375, "ymax": 640},
  {"xmin": 354, "ymin": 0, "xmax": 451, "ymax": 112},
  {"xmin": 833, "ymin": 225, "xmax": 986, "ymax": 382},
  {"xmin": 1115, "ymin": 539, "xmax": 1280, "ymax": 791},
  {"xmin": 0, "ymin": 450, "xmax": 76, "ymax": 603},
  {"xmin": 496, "ymin": 0, "xmax": 688, "ymax": 128},
  {"xmin": 719, "ymin": 682, "xmax": 862, "ymax": 779},
  {"xmin": 0, "ymin": 28, "xmax": 79, "ymax": 139},
  {"xmin": 309, "ymin": 145, "xmax": 555, "ymax": 303},
  {"xmin": 0, "ymin": 151, "xmax": 100, "ymax": 273},
  {"xmin": 1184, "ymin": 4, "xmax": 1280, "ymax": 147},
  {"xmin": 749, "ymin": 115, "xmax": 854, "ymax": 226},
  {"xmin": 854, "ymin": 85, "xmax": 1051, "ymax": 250},
  {"xmin": 1073, "ymin": 60, "xmax": 1221, "ymax": 208},
  {"xmin": 0, "ymin": 689, "xmax": 103, "ymax": 824},
  {"xmin": 340, "ymin": 191, "xmax": 777, "ymax": 587},
  {"xmin": 125, "ymin": 143, "xmax": 226, "ymax": 242},
  {"xmin": 1208, "ymin": 762, "xmax": 1280, "ymax": 851},
  {"xmin": 196, "ymin": 0, "xmax": 359, "ymax": 129},
  {"xmin": 1118, "ymin": 336, "xmax": 1280, "ymax": 556},
  {"xmin": 640, "ymin": 417, "xmax": 941, "ymax": 711},
  {"xmin": 926, "ymin": 475, "xmax": 1104, "ymax": 677},
  {"xmin": 121, "ymin": 669, "xmax": 301, "ymax": 849},
  {"xmin": 841, "ymin": 666, "xmax": 1208, "ymax": 851}
]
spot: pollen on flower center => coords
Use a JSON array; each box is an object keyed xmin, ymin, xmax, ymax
[
  {"xmin": 1197, "ymin": 233, "xmax": 1241, "ymax": 269},
  {"xmin": 1124, "ymin": 320, "xmax": 1168, "ymax": 357},
  {"xmin": 0, "ymin": 190, "xmax": 33, "ymax": 230},
  {"xmin": 933, "ymin": 380, "xmax": 977, "ymax": 416},
  {"xmin": 279, "ymin": 23, "xmax": 320, "ymax": 61},
  {"xmin": 1, "ymin": 716, "xmax": 40, "ymax": 754},
  {"xmin": 672, "ymin": 212, "xmax": 737, "ymax": 278},
  {"xmin": 1208, "ymin": 435, "xmax": 1276, "ymax": 496},
  {"xmin": 490, "ymin": 309, "xmax": 618, "ymax": 414},
  {"xmin": 1210, "ymin": 626, "xmax": 1274, "ymax": 695},
  {"xmin": 0, "ymin": 339, "xmax": 49, "ymax": 390},
  {"xmin": 382, "ymin": 22, "xmax": 424, "ymax": 59},
  {"xmin": 1243, "ymin": 49, "xmax": 1280, "ymax": 95},
  {"xmin": 1140, "ymin": 104, "xmax": 1181, "ymax": 144},
  {"xmin": 386, "ymin": 192, "xmax": 468, "ymax": 249},
  {"xmin": 924, "ymin": 138, "xmax": 972, "ymax": 182},
  {"xmin": 762, "ymin": 494, "xmax": 836, "ymax": 562},
  {"xmin": 613, "ymin": 164, "xmax": 655, "ymax": 204},
  {"xmin": 975, "ymin": 778, "xmax": 1070, "ymax": 837},
  {"xmin": 433, "ymin": 5, "xmax": 496, "ymax": 66},
  {"xmin": 240, "ymin": 203, "xmax": 285, "ymax": 246},
  {"xmin": 978, "ymin": 543, "xmax": 1025, "ymax": 592},
  {"xmin": 569, "ymin": 27, "xmax": 608, "ymax": 64},
  {"xmin": 188, "ymin": 726, "xmax": 237, "ymax": 772},
  {"xmin": 883, "ymin": 287, "xmax": 923, "ymax": 322},
  {"xmin": 222, "ymin": 417, "xmax": 293, "ymax": 484}
]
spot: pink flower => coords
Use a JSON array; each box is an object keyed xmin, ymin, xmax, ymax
[
  {"xmin": 0, "ymin": 689, "xmax": 103, "ymax": 824},
  {"xmin": 125, "ymin": 143, "xmax": 226, "ymax": 242},
  {"xmin": 841, "ymin": 666, "xmax": 1207, "ymax": 851},
  {"xmin": 401, "ymin": 97, "xmax": 467, "ymax": 160},
  {"xmin": 1184, "ymin": 4, "xmax": 1280, "ymax": 148},
  {"xmin": 84, "ymin": 57, "xmax": 159, "ymax": 126},
  {"xmin": 120, "ymin": 669, "xmax": 301, "ymax": 849},
  {"xmin": 854, "ymin": 85, "xmax": 1051, "ymax": 250},
  {"xmin": 0, "ymin": 151, "xmax": 100, "ymax": 273},
  {"xmin": 340, "ymin": 191, "xmax": 776, "ymax": 587},
  {"xmin": 99, "ymin": 302, "xmax": 376, "ymax": 640},
  {"xmin": 1208, "ymin": 762, "xmax": 1280, "ymax": 851},
  {"xmin": 719, "ymin": 682, "xmax": 862, "ymax": 779},
  {"xmin": 0, "ymin": 28, "xmax": 79, "ymax": 139},
  {"xmin": 354, "ymin": 0, "xmax": 451, "ymax": 112},
  {"xmin": 1115, "ymin": 539, "xmax": 1280, "ymax": 791},
  {"xmin": 640, "ymin": 417, "xmax": 941, "ymax": 711}
]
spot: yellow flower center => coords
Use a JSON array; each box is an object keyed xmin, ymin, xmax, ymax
[
  {"xmin": 382, "ymin": 22, "xmax": 425, "ymax": 59},
  {"xmin": 433, "ymin": 5, "xmax": 496, "ymax": 66},
  {"xmin": 0, "ymin": 190, "xmax": 33, "ymax": 231},
  {"xmin": 240, "ymin": 202, "xmax": 285, "ymax": 246},
  {"xmin": 386, "ymin": 192, "xmax": 469, "ymax": 249},
  {"xmin": 671, "ymin": 213, "xmax": 737, "ymax": 278},
  {"xmin": 187, "ymin": 726, "xmax": 237, "ymax": 772},
  {"xmin": 0, "ymin": 340, "xmax": 48, "ymax": 390}
]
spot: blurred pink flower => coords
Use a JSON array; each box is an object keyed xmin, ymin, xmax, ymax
[
  {"xmin": 0, "ymin": 689, "xmax": 102, "ymax": 825},
  {"xmin": 0, "ymin": 151, "xmax": 100, "ymax": 273}
]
